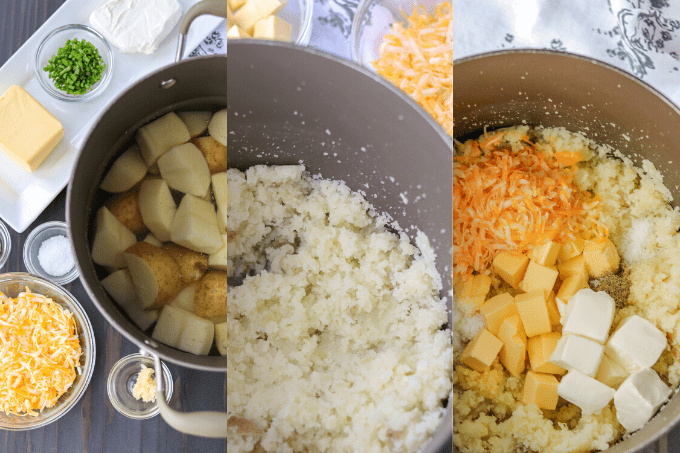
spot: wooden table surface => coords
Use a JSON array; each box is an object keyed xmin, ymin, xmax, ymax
[{"xmin": 0, "ymin": 1, "xmax": 226, "ymax": 452}]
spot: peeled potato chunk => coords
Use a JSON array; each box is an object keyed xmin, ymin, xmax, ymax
[
  {"xmin": 161, "ymin": 243, "xmax": 208, "ymax": 287},
  {"xmin": 143, "ymin": 233, "xmax": 163, "ymax": 248},
  {"xmin": 194, "ymin": 270, "xmax": 228, "ymax": 320},
  {"xmin": 152, "ymin": 305, "xmax": 215, "ymax": 355},
  {"xmin": 138, "ymin": 179, "xmax": 177, "ymax": 242},
  {"xmin": 100, "ymin": 145, "xmax": 148, "ymax": 193},
  {"xmin": 157, "ymin": 143, "xmax": 211, "ymax": 197},
  {"xmin": 214, "ymin": 322, "xmax": 227, "ymax": 356},
  {"xmin": 136, "ymin": 112, "xmax": 191, "ymax": 166},
  {"xmin": 105, "ymin": 189, "xmax": 147, "ymax": 235},
  {"xmin": 208, "ymin": 108, "xmax": 228, "ymax": 146},
  {"xmin": 171, "ymin": 194, "xmax": 222, "ymax": 254},
  {"xmin": 169, "ymin": 283, "xmax": 196, "ymax": 313},
  {"xmin": 193, "ymin": 136, "xmax": 228, "ymax": 175},
  {"xmin": 91, "ymin": 206, "xmax": 137, "ymax": 269},
  {"xmin": 100, "ymin": 270, "xmax": 159, "ymax": 331},
  {"xmin": 177, "ymin": 111, "xmax": 212, "ymax": 138},
  {"xmin": 124, "ymin": 242, "xmax": 182, "ymax": 309},
  {"xmin": 208, "ymin": 235, "xmax": 229, "ymax": 271}
]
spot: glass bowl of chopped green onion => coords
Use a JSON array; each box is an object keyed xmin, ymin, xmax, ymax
[{"xmin": 34, "ymin": 24, "xmax": 113, "ymax": 102}]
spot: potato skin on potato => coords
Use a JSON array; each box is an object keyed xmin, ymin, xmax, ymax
[
  {"xmin": 194, "ymin": 270, "xmax": 228, "ymax": 320},
  {"xmin": 193, "ymin": 136, "xmax": 227, "ymax": 175},
  {"xmin": 161, "ymin": 243, "xmax": 208, "ymax": 288},
  {"xmin": 106, "ymin": 189, "xmax": 147, "ymax": 235},
  {"xmin": 124, "ymin": 242, "xmax": 182, "ymax": 309}
]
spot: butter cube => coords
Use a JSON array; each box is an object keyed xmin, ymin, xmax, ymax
[
  {"xmin": 557, "ymin": 254, "xmax": 587, "ymax": 279},
  {"xmin": 595, "ymin": 353, "xmax": 630, "ymax": 389},
  {"xmin": 556, "ymin": 272, "xmax": 589, "ymax": 302},
  {"xmin": 227, "ymin": 0, "xmax": 246, "ymax": 11},
  {"xmin": 498, "ymin": 315, "xmax": 527, "ymax": 376},
  {"xmin": 493, "ymin": 251, "xmax": 529, "ymax": 289},
  {"xmin": 550, "ymin": 334, "xmax": 604, "ymax": 377},
  {"xmin": 456, "ymin": 273, "xmax": 492, "ymax": 299},
  {"xmin": 233, "ymin": 0, "xmax": 287, "ymax": 34},
  {"xmin": 561, "ymin": 288, "xmax": 615, "ymax": 344},
  {"xmin": 460, "ymin": 328, "xmax": 503, "ymax": 373},
  {"xmin": 545, "ymin": 291, "xmax": 561, "ymax": 327},
  {"xmin": 605, "ymin": 315, "xmax": 667, "ymax": 373},
  {"xmin": 514, "ymin": 290, "xmax": 551, "ymax": 337},
  {"xmin": 227, "ymin": 24, "xmax": 252, "ymax": 38},
  {"xmin": 253, "ymin": 15, "xmax": 291, "ymax": 41},
  {"xmin": 0, "ymin": 85, "xmax": 64, "ymax": 172},
  {"xmin": 529, "ymin": 241, "xmax": 561, "ymax": 266},
  {"xmin": 480, "ymin": 293, "xmax": 517, "ymax": 336},
  {"xmin": 614, "ymin": 368, "xmax": 671, "ymax": 432},
  {"xmin": 227, "ymin": 2, "xmax": 234, "ymax": 27},
  {"xmin": 583, "ymin": 238, "xmax": 620, "ymax": 278},
  {"xmin": 558, "ymin": 236, "xmax": 584, "ymax": 262},
  {"xmin": 523, "ymin": 371, "xmax": 559, "ymax": 410},
  {"xmin": 519, "ymin": 260, "xmax": 558, "ymax": 293},
  {"xmin": 528, "ymin": 332, "xmax": 566, "ymax": 375},
  {"xmin": 558, "ymin": 369, "xmax": 615, "ymax": 415}
]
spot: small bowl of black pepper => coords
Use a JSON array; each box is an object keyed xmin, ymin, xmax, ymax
[{"xmin": 23, "ymin": 221, "xmax": 79, "ymax": 285}]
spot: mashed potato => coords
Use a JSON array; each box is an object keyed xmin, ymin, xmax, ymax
[{"xmin": 226, "ymin": 165, "xmax": 453, "ymax": 453}]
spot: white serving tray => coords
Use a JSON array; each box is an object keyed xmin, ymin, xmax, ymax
[{"xmin": 0, "ymin": 0, "xmax": 225, "ymax": 233}]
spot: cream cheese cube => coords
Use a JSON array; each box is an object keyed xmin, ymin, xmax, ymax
[
  {"xmin": 614, "ymin": 368, "xmax": 671, "ymax": 432},
  {"xmin": 561, "ymin": 288, "xmax": 615, "ymax": 344},
  {"xmin": 605, "ymin": 315, "xmax": 667, "ymax": 373},
  {"xmin": 550, "ymin": 334, "xmax": 604, "ymax": 377},
  {"xmin": 558, "ymin": 369, "xmax": 615, "ymax": 415},
  {"xmin": 595, "ymin": 353, "xmax": 630, "ymax": 389}
]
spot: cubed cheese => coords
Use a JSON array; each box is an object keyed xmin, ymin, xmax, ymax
[
  {"xmin": 550, "ymin": 334, "xmax": 604, "ymax": 377},
  {"xmin": 0, "ymin": 85, "xmax": 64, "ymax": 172},
  {"xmin": 455, "ymin": 274, "xmax": 492, "ymax": 314},
  {"xmin": 480, "ymin": 293, "xmax": 517, "ymax": 336},
  {"xmin": 253, "ymin": 15, "xmax": 291, "ymax": 41},
  {"xmin": 561, "ymin": 288, "xmax": 615, "ymax": 344},
  {"xmin": 557, "ymin": 254, "xmax": 587, "ymax": 279},
  {"xmin": 556, "ymin": 271, "xmax": 589, "ymax": 302},
  {"xmin": 492, "ymin": 251, "xmax": 529, "ymax": 289},
  {"xmin": 614, "ymin": 368, "xmax": 671, "ymax": 432},
  {"xmin": 558, "ymin": 236, "xmax": 584, "ymax": 262},
  {"xmin": 583, "ymin": 238, "xmax": 620, "ymax": 278},
  {"xmin": 605, "ymin": 315, "xmax": 667, "ymax": 373},
  {"xmin": 523, "ymin": 371, "xmax": 559, "ymax": 410},
  {"xmin": 232, "ymin": 0, "xmax": 287, "ymax": 34},
  {"xmin": 460, "ymin": 328, "xmax": 503, "ymax": 373},
  {"xmin": 514, "ymin": 290, "xmax": 551, "ymax": 337},
  {"xmin": 528, "ymin": 332, "xmax": 567, "ymax": 375},
  {"xmin": 558, "ymin": 369, "xmax": 615, "ymax": 415},
  {"xmin": 519, "ymin": 260, "xmax": 558, "ymax": 294},
  {"xmin": 529, "ymin": 241, "xmax": 561, "ymax": 266},
  {"xmin": 595, "ymin": 352, "xmax": 630, "ymax": 389},
  {"xmin": 497, "ymin": 315, "xmax": 527, "ymax": 376}
]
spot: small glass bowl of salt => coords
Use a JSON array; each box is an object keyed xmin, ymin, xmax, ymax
[{"xmin": 23, "ymin": 221, "xmax": 79, "ymax": 285}]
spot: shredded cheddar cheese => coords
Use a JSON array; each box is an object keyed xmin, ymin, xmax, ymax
[
  {"xmin": 373, "ymin": 2, "xmax": 453, "ymax": 136},
  {"xmin": 0, "ymin": 290, "xmax": 82, "ymax": 416},
  {"xmin": 453, "ymin": 130, "xmax": 608, "ymax": 278}
]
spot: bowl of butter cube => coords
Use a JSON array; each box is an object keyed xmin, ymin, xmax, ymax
[{"xmin": 226, "ymin": 0, "xmax": 314, "ymax": 45}]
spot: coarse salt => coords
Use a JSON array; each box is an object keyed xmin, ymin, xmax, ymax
[{"xmin": 38, "ymin": 235, "xmax": 74, "ymax": 276}]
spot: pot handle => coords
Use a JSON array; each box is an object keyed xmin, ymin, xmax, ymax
[
  {"xmin": 153, "ymin": 354, "xmax": 229, "ymax": 438},
  {"xmin": 176, "ymin": 0, "xmax": 229, "ymax": 61}
]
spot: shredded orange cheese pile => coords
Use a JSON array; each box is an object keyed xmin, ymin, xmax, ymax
[
  {"xmin": 373, "ymin": 2, "xmax": 453, "ymax": 136},
  {"xmin": 453, "ymin": 131, "xmax": 608, "ymax": 277},
  {"xmin": 0, "ymin": 291, "xmax": 81, "ymax": 416}
]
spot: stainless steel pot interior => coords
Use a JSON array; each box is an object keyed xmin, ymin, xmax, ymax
[
  {"xmin": 228, "ymin": 41, "xmax": 453, "ymax": 453},
  {"xmin": 451, "ymin": 49, "xmax": 680, "ymax": 453},
  {"xmin": 67, "ymin": 55, "xmax": 227, "ymax": 372}
]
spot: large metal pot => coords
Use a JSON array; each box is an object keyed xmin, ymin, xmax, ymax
[{"xmin": 451, "ymin": 50, "xmax": 680, "ymax": 452}]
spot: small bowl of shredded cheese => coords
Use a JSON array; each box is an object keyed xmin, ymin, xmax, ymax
[{"xmin": 0, "ymin": 273, "xmax": 95, "ymax": 430}]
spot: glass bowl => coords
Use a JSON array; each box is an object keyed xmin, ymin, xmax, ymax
[
  {"xmin": 0, "ymin": 220, "xmax": 10, "ymax": 271},
  {"xmin": 229, "ymin": 0, "xmax": 314, "ymax": 45},
  {"xmin": 34, "ymin": 24, "xmax": 113, "ymax": 102},
  {"xmin": 351, "ymin": 0, "xmax": 444, "ymax": 70},
  {"xmin": 107, "ymin": 353, "xmax": 173, "ymax": 420},
  {"xmin": 23, "ymin": 221, "xmax": 79, "ymax": 285},
  {"xmin": 0, "ymin": 273, "xmax": 95, "ymax": 430}
]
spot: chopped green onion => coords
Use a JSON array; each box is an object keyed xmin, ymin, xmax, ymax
[{"xmin": 43, "ymin": 38, "xmax": 106, "ymax": 95}]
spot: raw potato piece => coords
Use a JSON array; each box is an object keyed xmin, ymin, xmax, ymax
[
  {"xmin": 177, "ymin": 111, "xmax": 212, "ymax": 138},
  {"xmin": 143, "ymin": 233, "xmax": 163, "ymax": 248},
  {"xmin": 152, "ymin": 305, "xmax": 215, "ymax": 355},
  {"xmin": 193, "ymin": 136, "xmax": 228, "ymax": 175},
  {"xmin": 194, "ymin": 270, "xmax": 228, "ymax": 320},
  {"xmin": 157, "ymin": 143, "xmax": 211, "ymax": 197},
  {"xmin": 106, "ymin": 189, "xmax": 147, "ymax": 234},
  {"xmin": 100, "ymin": 270, "xmax": 159, "ymax": 331},
  {"xmin": 208, "ymin": 108, "xmax": 228, "ymax": 146},
  {"xmin": 169, "ymin": 284, "xmax": 196, "ymax": 313},
  {"xmin": 136, "ymin": 112, "xmax": 191, "ymax": 166},
  {"xmin": 91, "ymin": 206, "xmax": 137, "ymax": 269},
  {"xmin": 138, "ymin": 179, "xmax": 177, "ymax": 242},
  {"xmin": 100, "ymin": 145, "xmax": 148, "ymax": 193},
  {"xmin": 214, "ymin": 322, "xmax": 227, "ymax": 355},
  {"xmin": 212, "ymin": 172, "xmax": 228, "ymax": 232},
  {"xmin": 124, "ymin": 242, "xmax": 182, "ymax": 309},
  {"xmin": 171, "ymin": 194, "xmax": 222, "ymax": 254},
  {"xmin": 161, "ymin": 243, "xmax": 208, "ymax": 287},
  {"xmin": 208, "ymin": 235, "xmax": 228, "ymax": 271}
]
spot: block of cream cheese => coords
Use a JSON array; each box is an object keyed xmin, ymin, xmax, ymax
[
  {"xmin": 561, "ymin": 288, "xmax": 615, "ymax": 344},
  {"xmin": 90, "ymin": 0, "xmax": 182, "ymax": 54},
  {"xmin": 558, "ymin": 369, "xmax": 615, "ymax": 415},
  {"xmin": 605, "ymin": 315, "xmax": 667, "ymax": 373},
  {"xmin": 614, "ymin": 368, "xmax": 671, "ymax": 432},
  {"xmin": 550, "ymin": 334, "xmax": 604, "ymax": 377},
  {"xmin": 0, "ymin": 85, "xmax": 63, "ymax": 172}
]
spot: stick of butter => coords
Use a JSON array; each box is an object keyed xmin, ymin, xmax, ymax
[{"xmin": 0, "ymin": 85, "xmax": 64, "ymax": 173}]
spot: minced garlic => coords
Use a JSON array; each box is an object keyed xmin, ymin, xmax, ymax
[{"xmin": 131, "ymin": 365, "xmax": 156, "ymax": 403}]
